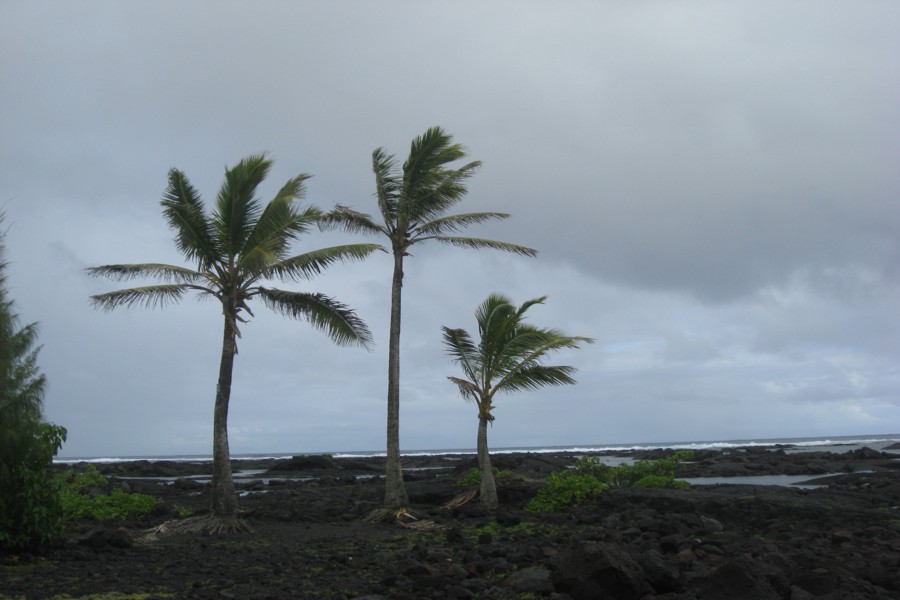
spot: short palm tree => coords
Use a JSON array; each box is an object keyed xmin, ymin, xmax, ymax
[
  {"xmin": 88, "ymin": 155, "xmax": 379, "ymax": 532},
  {"xmin": 442, "ymin": 293, "xmax": 594, "ymax": 509},
  {"xmin": 322, "ymin": 127, "xmax": 536, "ymax": 508}
]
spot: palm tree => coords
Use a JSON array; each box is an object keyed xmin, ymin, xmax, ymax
[
  {"xmin": 88, "ymin": 155, "xmax": 380, "ymax": 532},
  {"xmin": 322, "ymin": 127, "xmax": 537, "ymax": 508},
  {"xmin": 442, "ymin": 293, "xmax": 594, "ymax": 509}
]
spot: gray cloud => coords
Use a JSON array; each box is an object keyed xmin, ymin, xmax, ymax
[{"xmin": 1, "ymin": 2, "xmax": 897, "ymax": 457}]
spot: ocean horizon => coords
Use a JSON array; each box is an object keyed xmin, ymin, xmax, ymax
[{"xmin": 54, "ymin": 433, "xmax": 900, "ymax": 464}]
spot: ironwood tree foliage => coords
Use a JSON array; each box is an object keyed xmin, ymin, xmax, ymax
[{"xmin": 0, "ymin": 213, "xmax": 67, "ymax": 550}]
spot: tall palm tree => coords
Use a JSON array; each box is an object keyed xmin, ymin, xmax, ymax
[
  {"xmin": 442, "ymin": 293, "xmax": 593, "ymax": 509},
  {"xmin": 322, "ymin": 127, "xmax": 537, "ymax": 508},
  {"xmin": 88, "ymin": 155, "xmax": 380, "ymax": 531}
]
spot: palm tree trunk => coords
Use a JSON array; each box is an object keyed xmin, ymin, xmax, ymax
[
  {"xmin": 210, "ymin": 311, "xmax": 238, "ymax": 518},
  {"xmin": 477, "ymin": 415, "xmax": 498, "ymax": 509},
  {"xmin": 384, "ymin": 250, "xmax": 408, "ymax": 508}
]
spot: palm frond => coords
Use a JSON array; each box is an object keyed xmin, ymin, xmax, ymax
[
  {"xmin": 495, "ymin": 330, "xmax": 594, "ymax": 390},
  {"xmin": 89, "ymin": 285, "xmax": 199, "ymax": 311},
  {"xmin": 267, "ymin": 243, "xmax": 382, "ymax": 281},
  {"xmin": 441, "ymin": 326, "xmax": 480, "ymax": 383},
  {"xmin": 414, "ymin": 212, "xmax": 510, "ymax": 237},
  {"xmin": 409, "ymin": 161, "xmax": 481, "ymax": 224},
  {"xmin": 515, "ymin": 295, "xmax": 547, "ymax": 317},
  {"xmin": 496, "ymin": 364, "xmax": 579, "ymax": 394},
  {"xmin": 399, "ymin": 127, "xmax": 472, "ymax": 220},
  {"xmin": 257, "ymin": 288, "xmax": 373, "ymax": 348},
  {"xmin": 372, "ymin": 148, "xmax": 400, "ymax": 224},
  {"xmin": 240, "ymin": 174, "xmax": 315, "ymax": 252},
  {"xmin": 443, "ymin": 293, "xmax": 593, "ymax": 407},
  {"xmin": 270, "ymin": 173, "xmax": 312, "ymax": 208},
  {"xmin": 214, "ymin": 154, "xmax": 271, "ymax": 257},
  {"xmin": 403, "ymin": 127, "xmax": 466, "ymax": 186},
  {"xmin": 85, "ymin": 263, "xmax": 207, "ymax": 284},
  {"xmin": 238, "ymin": 198, "xmax": 320, "ymax": 275},
  {"xmin": 318, "ymin": 204, "xmax": 386, "ymax": 237},
  {"xmin": 161, "ymin": 169, "xmax": 218, "ymax": 267},
  {"xmin": 447, "ymin": 376, "xmax": 481, "ymax": 403},
  {"xmin": 431, "ymin": 236, "xmax": 537, "ymax": 257}
]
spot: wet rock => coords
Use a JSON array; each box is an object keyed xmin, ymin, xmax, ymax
[
  {"xmin": 700, "ymin": 515, "xmax": 724, "ymax": 533},
  {"xmin": 831, "ymin": 529, "xmax": 853, "ymax": 545},
  {"xmin": 268, "ymin": 454, "xmax": 339, "ymax": 472},
  {"xmin": 851, "ymin": 447, "xmax": 885, "ymax": 460},
  {"xmin": 503, "ymin": 566, "xmax": 553, "ymax": 594},
  {"xmin": 174, "ymin": 477, "xmax": 203, "ymax": 490},
  {"xmin": 638, "ymin": 549, "xmax": 681, "ymax": 593},
  {"xmin": 552, "ymin": 541, "xmax": 649, "ymax": 600},
  {"xmin": 78, "ymin": 524, "xmax": 133, "ymax": 549},
  {"xmin": 695, "ymin": 558, "xmax": 781, "ymax": 600}
]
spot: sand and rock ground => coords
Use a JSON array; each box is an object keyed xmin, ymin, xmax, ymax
[{"xmin": 2, "ymin": 445, "xmax": 899, "ymax": 599}]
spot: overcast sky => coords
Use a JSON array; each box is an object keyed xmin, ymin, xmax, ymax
[{"xmin": 2, "ymin": 2, "xmax": 898, "ymax": 458}]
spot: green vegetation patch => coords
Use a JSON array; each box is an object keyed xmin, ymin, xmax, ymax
[
  {"xmin": 526, "ymin": 450, "xmax": 693, "ymax": 513},
  {"xmin": 456, "ymin": 466, "xmax": 513, "ymax": 487},
  {"xmin": 57, "ymin": 465, "xmax": 160, "ymax": 520}
]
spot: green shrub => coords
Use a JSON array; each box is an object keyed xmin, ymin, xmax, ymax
[
  {"xmin": 457, "ymin": 466, "xmax": 508, "ymax": 487},
  {"xmin": 582, "ymin": 451, "xmax": 693, "ymax": 488},
  {"xmin": 58, "ymin": 465, "xmax": 160, "ymax": 520},
  {"xmin": 0, "ymin": 423, "xmax": 68, "ymax": 550},
  {"xmin": 572, "ymin": 455, "xmax": 610, "ymax": 478},
  {"xmin": 632, "ymin": 474, "xmax": 690, "ymax": 489},
  {"xmin": 526, "ymin": 451, "xmax": 693, "ymax": 513},
  {"xmin": 525, "ymin": 471, "xmax": 607, "ymax": 513}
]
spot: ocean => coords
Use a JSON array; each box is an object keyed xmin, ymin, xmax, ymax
[{"xmin": 54, "ymin": 433, "xmax": 900, "ymax": 464}]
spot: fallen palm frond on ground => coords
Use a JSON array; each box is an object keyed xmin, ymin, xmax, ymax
[
  {"xmin": 361, "ymin": 507, "xmax": 446, "ymax": 530},
  {"xmin": 138, "ymin": 515, "xmax": 253, "ymax": 542},
  {"xmin": 442, "ymin": 489, "xmax": 478, "ymax": 510}
]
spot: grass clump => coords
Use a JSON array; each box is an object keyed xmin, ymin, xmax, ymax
[
  {"xmin": 57, "ymin": 465, "xmax": 160, "ymax": 520},
  {"xmin": 526, "ymin": 450, "xmax": 693, "ymax": 513}
]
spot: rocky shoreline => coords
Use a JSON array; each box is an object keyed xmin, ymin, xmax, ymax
[{"xmin": 2, "ymin": 444, "xmax": 900, "ymax": 599}]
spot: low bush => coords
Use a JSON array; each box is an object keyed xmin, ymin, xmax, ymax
[
  {"xmin": 527, "ymin": 450, "xmax": 693, "ymax": 513},
  {"xmin": 633, "ymin": 474, "xmax": 691, "ymax": 489},
  {"xmin": 58, "ymin": 465, "xmax": 160, "ymax": 520},
  {"xmin": 525, "ymin": 471, "xmax": 607, "ymax": 513},
  {"xmin": 0, "ymin": 424, "xmax": 68, "ymax": 550},
  {"xmin": 457, "ymin": 466, "xmax": 510, "ymax": 487}
]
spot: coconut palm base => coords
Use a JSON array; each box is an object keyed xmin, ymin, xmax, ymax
[{"xmin": 139, "ymin": 515, "xmax": 254, "ymax": 541}]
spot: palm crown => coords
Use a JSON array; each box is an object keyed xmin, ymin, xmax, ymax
[
  {"xmin": 442, "ymin": 293, "xmax": 594, "ymax": 420},
  {"xmin": 88, "ymin": 154, "xmax": 378, "ymax": 347},
  {"xmin": 87, "ymin": 155, "xmax": 380, "ymax": 526},
  {"xmin": 322, "ymin": 127, "xmax": 536, "ymax": 258}
]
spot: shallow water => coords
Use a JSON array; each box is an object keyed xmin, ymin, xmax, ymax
[{"xmin": 679, "ymin": 473, "xmax": 837, "ymax": 489}]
